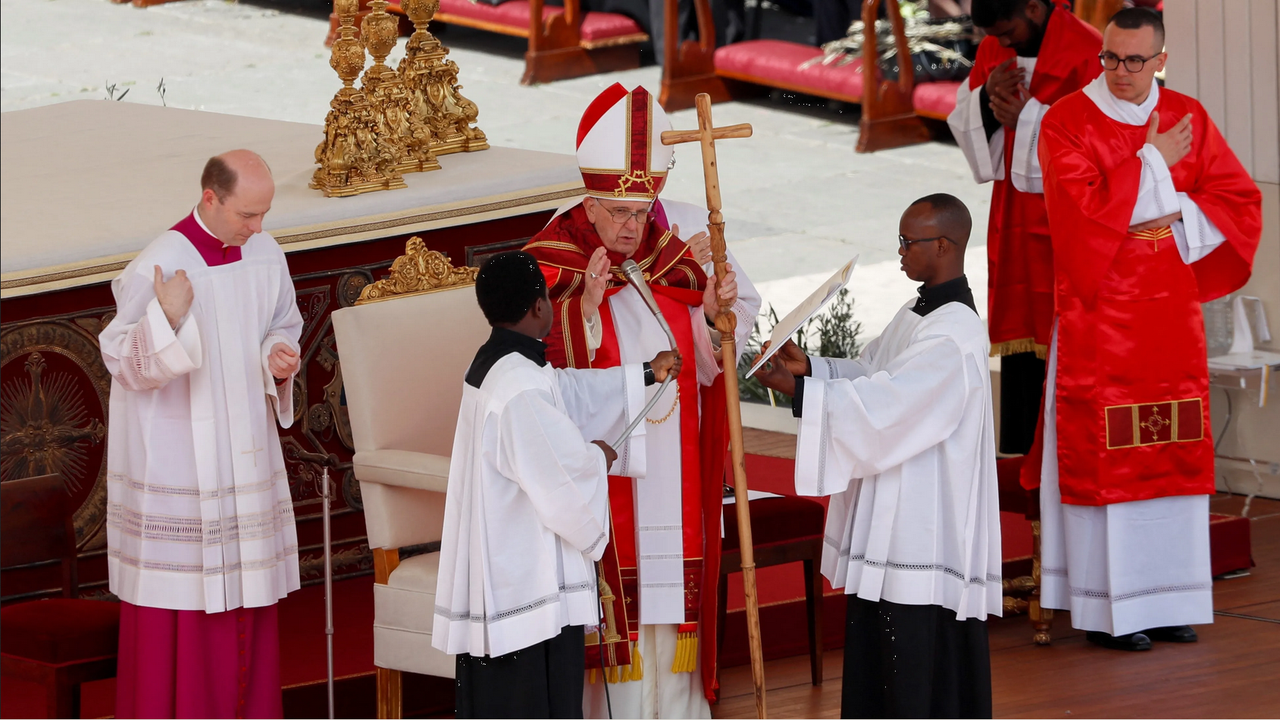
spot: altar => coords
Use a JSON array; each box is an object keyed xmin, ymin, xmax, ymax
[{"xmin": 0, "ymin": 99, "xmax": 584, "ymax": 603}]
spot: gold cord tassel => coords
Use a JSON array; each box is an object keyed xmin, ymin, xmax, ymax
[
  {"xmin": 588, "ymin": 668, "xmax": 598, "ymax": 685},
  {"xmin": 630, "ymin": 641, "xmax": 644, "ymax": 681}
]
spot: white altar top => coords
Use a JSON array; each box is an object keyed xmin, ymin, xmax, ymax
[{"xmin": 0, "ymin": 101, "xmax": 583, "ymax": 298}]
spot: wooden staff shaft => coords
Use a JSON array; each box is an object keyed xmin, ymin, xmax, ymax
[{"xmin": 693, "ymin": 93, "xmax": 767, "ymax": 719}]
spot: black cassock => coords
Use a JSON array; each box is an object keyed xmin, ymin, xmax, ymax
[
  {"xmin": 842, "ymin": 597, "xmax": 993, "ymax": 719},
  {"xmin": 455, "ymin": 625, "xmax": 586, "ymax": 719}
]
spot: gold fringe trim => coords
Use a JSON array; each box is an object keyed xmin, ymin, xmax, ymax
[
  {"xmin": 990, "ymin": 337, "xmax": 1048, "ymax": 360},
  {"xmin": 671, "ymin": 632, "xmax": 698, "ymax": 673},
  {"xmin": 588, "ymin": 668, "xmax": 597, "ymax": 684},
  {"xmin": 629, "ymin": 642, "xmax": 644, "ymax": 681}
]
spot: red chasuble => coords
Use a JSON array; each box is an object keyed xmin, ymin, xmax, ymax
[
  {"xmin": 524, "ymin": 204, "xmax": 728, "ymax": 701},
  {"xmin": 965, "ymin": 8, "xmax": 1101, "ymax": 356},
  {"xmin": 1024, "ymin": 88, "xmax": 1261, "ymax": 506}
]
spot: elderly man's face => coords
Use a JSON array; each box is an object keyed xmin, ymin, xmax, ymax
[
  {"xmin": 1101, "ymin": 24, "xmax": 1165, "ymax": 104},
  {"xmin": 583, "ymin": 197, "xmax": 652, "ymax": 258}
]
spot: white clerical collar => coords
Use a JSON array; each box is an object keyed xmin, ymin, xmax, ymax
[
  {"xmin": 1083, "ymin": 74, "xmax": 1159, "ymax": 126},
  {"xmin": 192, "ymin": 206, "xmax": 232, "ymax": 248}
]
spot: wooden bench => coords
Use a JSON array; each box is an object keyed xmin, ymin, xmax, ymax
[
  {"xmin": 659, "ymin": 0, "xmax": 959, "ymax": 152},
  {"xmin": 331, "ymin": 0, "xmax": 649, "ymax": 85}
]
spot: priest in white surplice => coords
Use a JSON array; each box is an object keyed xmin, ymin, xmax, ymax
[
  {"xmin": 524, "ymin": 83, "xmax": 762, "ymax": 719},
  {"xmin": 99, "ymin": 150, "xmax": 302, "ymax": 719},
  {"xmin": 433, "ymin": 252, "xmax": 681, "ymax": 718},
  {"xmin": 754, "ymin": 194, "xmax": 1001, "ymax": 718}
]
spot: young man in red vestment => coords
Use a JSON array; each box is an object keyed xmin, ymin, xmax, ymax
[
  {"xmin": 948, "ymin": 0, "xmax": 1102, "ymax": 454},
  {"xmin": 1031, "ymin": 9, "xmax": 1261, "ymax": 651},
  {"xmin": 99, "ymin": 150, "xmax": 303, "ymax": 716},
  {"xmin": 523, "ymin": 84, "xmax": 760, "ymax": 718}
]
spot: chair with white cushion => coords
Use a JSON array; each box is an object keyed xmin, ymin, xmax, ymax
[{"xmin": 331, "ymin": 240, "xmax": 490, "ymax": 719}]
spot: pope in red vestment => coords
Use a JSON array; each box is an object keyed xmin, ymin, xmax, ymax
[
  {"xmin": 950, "ymin": 0, "xmax": 1102, "ymax": 453},
  {"xmin": 1026, "ymin": 10, "xmax": 1261, "ymax": 645},
  {"xmin": 524, "ymin": 84, "xmax": 759, "ymax": 717}
]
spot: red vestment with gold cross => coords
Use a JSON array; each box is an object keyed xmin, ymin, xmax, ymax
[{"xmin": 1024, "ymin": 87, "xmax": 1261, "ymax": 506}]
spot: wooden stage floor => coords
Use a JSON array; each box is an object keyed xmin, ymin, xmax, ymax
[{"xmin": 712, "ymin": 478, "xmax": 1280, "ymax": 719}]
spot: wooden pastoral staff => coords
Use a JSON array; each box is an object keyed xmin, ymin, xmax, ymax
[
  {"xmin": 658, "ymin": 0, "xmax": 959, "ymax": 153},
  {"xmin": 660, "ymin": 94, "xmax": 767, "ymax": 718}
]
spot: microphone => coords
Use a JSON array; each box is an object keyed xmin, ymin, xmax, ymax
[{"xmin": 620, "ymin": 259, "xmax": 677, "ymax": 349}]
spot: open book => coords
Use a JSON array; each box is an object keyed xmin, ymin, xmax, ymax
[{"xmin": 746, "ymin": 256, "xmax": 858, "ymax": 378}]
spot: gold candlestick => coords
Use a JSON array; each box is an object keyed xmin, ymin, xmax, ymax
[
  {"xmin": 312, "ymin": 0, "xmax": 407, "ymax": 197},
  {"xmin": 359, "ymin": 0, "xmax": 440, "ymax": 175},
  {"xmin": 398, "ymin": 0, "xmax": 488, "ymax": 155}
]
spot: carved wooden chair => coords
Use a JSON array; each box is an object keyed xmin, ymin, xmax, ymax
[
  {"xmin": 331, "ymin": 240, "xmax": 490, "ymax": 718},
  {"xmin": 331, "ymin": 0, "xmax": 649, "ymax": 85},
  {"xmin": 1, "ymin": 474, "xmax": 120, "ymax": 719},
  {"xmin": 996, "ymin": 456, "xmax": 1053, "ymax": 645}
]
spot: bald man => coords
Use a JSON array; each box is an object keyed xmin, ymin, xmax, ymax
[
  {"xmin": 100, "ymin": 150, "xmax": 303, "ymax": 718},
  {"xmin": 754, "ymin": 194, "xmax": 1001, "ymax": 718}
]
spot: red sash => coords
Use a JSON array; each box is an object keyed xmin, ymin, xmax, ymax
[{"xmin": 524, "ymin": 204, "xmax": 728, "ymax": 701}]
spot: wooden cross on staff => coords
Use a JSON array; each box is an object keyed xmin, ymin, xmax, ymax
[{"xmin": 661, "ymin": 93, "xmax": 767, "ymax": 719}]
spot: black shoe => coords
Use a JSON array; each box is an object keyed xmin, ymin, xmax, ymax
[
  {"xmin": 1144, "ymin": 625, "xmax": 1198, "ymax": 643},
  {"xmin": 1086, "ymin": 631, "xmax": 1153, "ymax": 651}
]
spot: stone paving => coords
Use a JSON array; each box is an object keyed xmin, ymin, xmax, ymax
[{"xmin": 1, "ymin": 0, "xmax": 993, "ymax": 340}]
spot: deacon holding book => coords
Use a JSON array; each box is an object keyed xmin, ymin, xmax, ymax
[
  {"xmin": 754, "ymin": 194, "xmax": 1001, "ymax": 718},
  {"xmin": 99, "ymin": 150, "xmax": 303, "ymax": 718},
  {"xmin": 432, "ymin": 251, "xmax": 680, "ymax": 718},
  {"xmin": 1029, "ymin": 8, "xmax": 1261, "ymax": 651},
  {"xmin": 523, "ymin": 83, "xmax": 761, "ymax": 718},
  {"xmin": 948, "ymin": 0, "xmax": 1102, "ymax": 454}
]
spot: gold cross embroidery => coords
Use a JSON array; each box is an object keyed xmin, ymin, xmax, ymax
[{"xmin": 1140, "ymin": 406, "xmax": 1171, "ymax": 441}]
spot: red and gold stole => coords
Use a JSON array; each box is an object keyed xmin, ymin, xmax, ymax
[{"xmin": 524, "ymin": 204, "xmax": 728, "ymax": 701}]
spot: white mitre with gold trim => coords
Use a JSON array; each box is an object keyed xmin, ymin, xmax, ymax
[{"xmin": 575, "ymin": 83, "xmax": 674, "ymax": 202}]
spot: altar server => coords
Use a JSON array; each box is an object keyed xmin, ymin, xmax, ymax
[
  {"xmin": 754, "ymin": 194, "xmax": 1001, "ymax": 718},
  {"xmin": 99, "ymin": 150, "xmax": 303, "ymax": 719},
  {"xmin": 433, "ymin": 252, "xmax": 680, "ymax": 719},
  {"xmin": 948, "ymin": 0, "xmax": 1102, "ymax": 454},
  {"xmin": 524, "ymin": 83, "xmax": 761, "ymax": 718},
  {"xmin": 1029, "ymin": 9, "xmax": 1260, "ymax": 651}
]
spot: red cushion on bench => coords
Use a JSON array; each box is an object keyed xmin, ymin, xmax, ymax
[
  {"xmin": 436, "ymin": 0, "xmax": 548, "ymax": 32},
  {"xmin": 434, "ymin": 0, "xmax": 643, "ymax": 41},
  {"xmin": 715, "ymin": 40, "xmax": 864, "ymax": 102},
  {"xmin": 1, "ymin": 598, "xmax": 120, "ymax": 665},
  {"xmin": 1209, "ymin": 512, "xmax": 1253, "ymax": 577},
  {"xmin": 722, "ymin": 496, "xmax": 825, "ymax": 552},
  {"xmin": 911, "ymin": 80, "xmax": 961, "ymax": 120}
]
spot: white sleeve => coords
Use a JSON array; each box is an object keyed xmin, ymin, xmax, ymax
[
  {"xmin": 793, "ymin": 334, "xmax": 970, "ymax": 497},
  {"xmin": 99, "ymin": 269, "xmax": 202, "ymax": 392},
  {"xmin": 947, "ymin": 80, "xmax": 1006, "ymax": 184},
  {"xmin": 584, "ymin": 310, "xmax": 604, "ymax": 354},
  {"xmin": 807, "ymin": 355, "xmax": 871, "ymax": 382},
  {"xmin": 693, "ymin": 308, "xmax": 723, "ymax": 387},
  {"xmin": 1010, "ymin": 97, "xmax": 1049, "ymax": 194},
  {"xmin": 1170, "ymin": 193, "xmax": 1228, "ymax": 264},
  {"xmin": 1131, "ymin": 144, "xmax": 1181, "ymax": 225},
  {"xmin": 554, "ymin": 364, "xmax": 647, "ymax": 479},
  {"xmin": 713, "ymin": 249, "xmax": 762, "ymax": 362},
  {"xmin": 260, "ymin": 253, "xmax": 303, "ymax": 428},
  {"xmin": 497, "ymin": 389, "xmax": 611, "ymax": 560}
]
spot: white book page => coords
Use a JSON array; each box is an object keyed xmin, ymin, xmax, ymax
[{"xmin": 746, "ymin": 256, "xmax": 858, "ymax": 378}]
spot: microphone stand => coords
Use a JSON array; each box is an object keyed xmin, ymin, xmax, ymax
[
  {"xmin": 611, "ymin": 259, "xmax": 679, "ymax": 450},
  {"xmin": 320, "ymin": 466, "xmax": 335, "ymax": 719}
]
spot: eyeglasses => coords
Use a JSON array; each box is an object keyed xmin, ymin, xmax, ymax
[
  {"xmin": 899, "ymin": 234, "xmax": 955, "ymax": 251},
  {"xmin": 597, "ymin": 202, "xmax": 654, "ymax": 225},
  {"xmin": 1098, "ymin": 51, "xmax": 1161, "ymax": 73}
]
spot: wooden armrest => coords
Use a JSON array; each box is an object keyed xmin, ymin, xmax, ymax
[{"xmin": 354, "ymin": 449, "xmax": 450, "ymax": 493}]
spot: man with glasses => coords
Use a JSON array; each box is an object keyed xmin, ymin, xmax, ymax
[
  {"xmin": 1031, "ymin": 8, "xmax": 1261, "ymax": 651},
  {"xmin": 752, "ymin": 193, "xmax": 1001, "ymax": 718},
  {"xmin": 948, "ymin": 0, "xmax": 1102, "ymax": 456},
  {"xmin": 524, "ymin": 83, "xmax": 760, "ymax": 719}
]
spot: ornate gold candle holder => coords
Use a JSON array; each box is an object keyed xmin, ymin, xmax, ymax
[
  {"xmin": 312, "ymin": 0, "xmax": 407, "ymax": 197},
  {"xmin": 360, "ymin": 0, "xmax": 441, "ymax": 174},
  {"xmin": 398, "ymin": 0, "xmax": 488, "ymax": 156}
]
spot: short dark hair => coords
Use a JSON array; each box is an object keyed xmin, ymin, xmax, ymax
[
  {"xmin": 1108, "ymin": 7, "xmax": 1165, "ymax": 51},
  {"xmin": 971, "ymin": 0, "xmax": 1039, "ymax": 28},
  {"xmin": 909, "ymin": 193, "xmax": 973, "ymax": 244},
  {"xmin": 201, "ymin": 156, "xmax": 238, "ymax": 202},
  {"xmin": 475, "ymin": 251, "xmax": 548, "ymax": 326}
]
